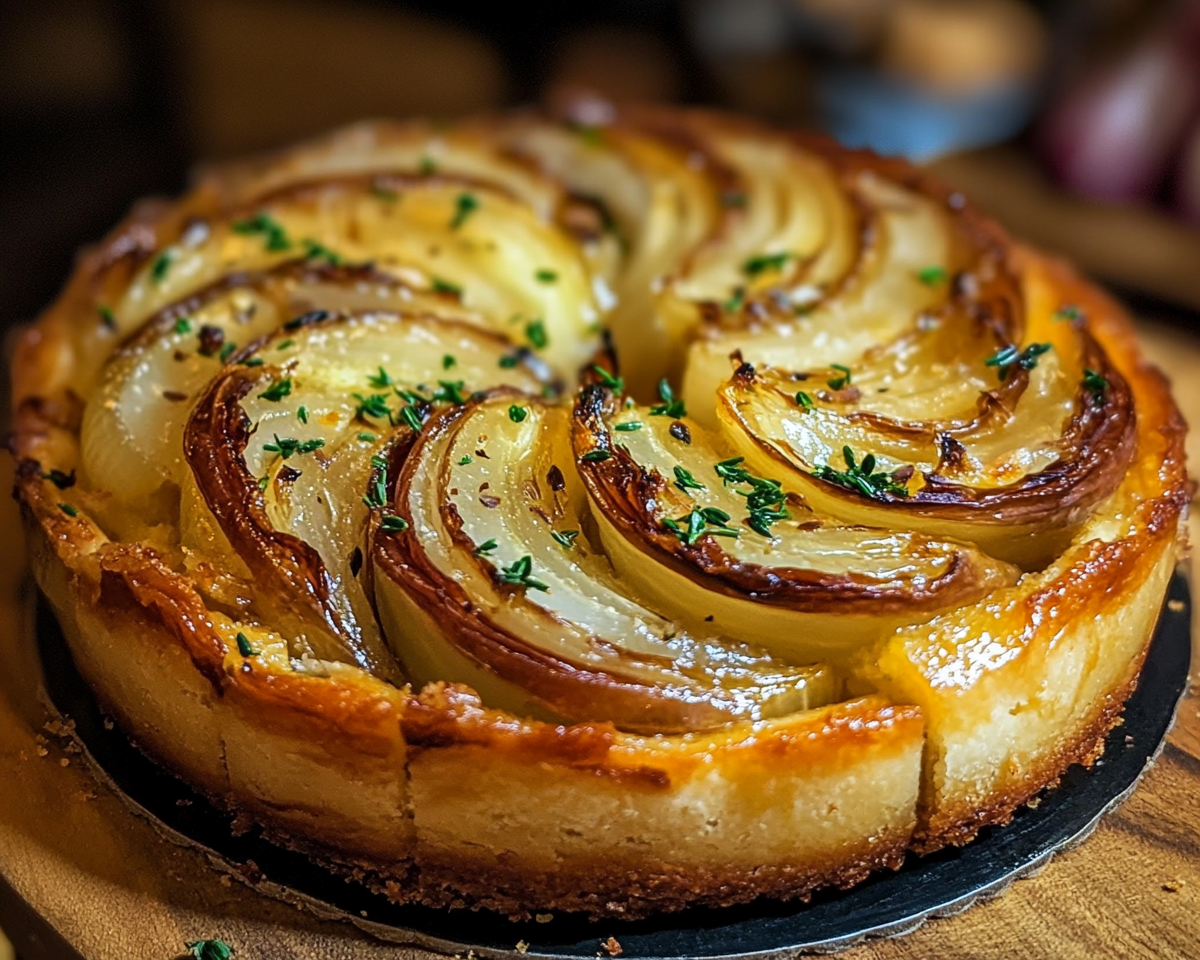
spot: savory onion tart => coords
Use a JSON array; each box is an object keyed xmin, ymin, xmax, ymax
[{"xmin": 10, "ymin": 106, "xmax": 1188, "ymax": 920}]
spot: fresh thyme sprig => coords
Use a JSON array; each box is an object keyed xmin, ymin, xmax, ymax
[
  {"xmin": 498, "ymin": 554, "xmax": 549, "ymax": 591},
  {"xmin": 650, "ymin": 378, "xmax": 687, "ymax": 418},
  {"xmin": 813, "ymin": 446, "xmax": 909, "ymax": 500},
  {"xmin": 985, "ymin": 343, "xmax": 1052, "ymax": 382}
]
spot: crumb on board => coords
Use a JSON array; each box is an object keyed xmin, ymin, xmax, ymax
[
  {"xmin": 1163, "ymin": 879, "xmax": 1185, "ymax": 893},
  {"xmin": 535, "ymin": 913, "xmax": 553, "ymax": 924},
  {"xmin": 601, "ymin": 936, "xmax": 623, "ymax": 956},
  {"xmin": 515, "ymin": 941, "xmax": 529, "ymax": 955},
  {"xmin": 1168, "ymin": 599, "xmax": 1186, "ymax": 613}
]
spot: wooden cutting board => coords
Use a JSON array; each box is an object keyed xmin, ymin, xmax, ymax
[{"xmin": 0, "ymin": 322, "xmax": 1197, "ymax": 960}]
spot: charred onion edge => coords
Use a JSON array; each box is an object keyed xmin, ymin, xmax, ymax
[
  {"xmin": 571, "ymin": 382, "xmax": 1009, "ymax": 616},
  {"xmin": 373, "ymin": 389, "xmax": 760, "ymax": 734}
]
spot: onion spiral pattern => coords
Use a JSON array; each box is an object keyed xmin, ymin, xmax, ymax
[{"xmin": 11, "ymin": 107, "xmax": 1187, "ymax": 919}]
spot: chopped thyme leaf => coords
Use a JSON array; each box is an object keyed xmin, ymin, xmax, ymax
[
  {"xmin": 498, "ymin": 554, "xmax": 549, "ymax": 591},
  {"xmin": 813, "ymin": 446, "xmax": 909, "ymax": 500},
  {"xmin": 535, "ymin": 269, "xmax": 558, "ymax": 283},
  {"xmin": 580, "ymin": 449, "xmax": 611, "ymax": 463},
  {"xmin": 795, "ymin": 390, "xmax": 814, "ymax": 410},
  {"xmin": 827, "ymin": 363, "xmax": 852, "ymax": 390},
  {"xmin": 916, "ymin": 265, "xmax": 947, "ymax": 286},
  {"xmin": 473, "ymin": 538, "xmax": 498, "ymax": 556},
  {"xmin": 1054, "ymin": 304, "xmax": 1084, "ymax": 322},
  {"xmin": 418, "ymin": 155, "xmax": 438, "ymax": 176},
  {"xmin": 239, "ymin": 357, "xmax": 264, "ymax": 367},
  {"xmin": 276, "ymin": 338, "xmax": 295, "ymax": 350},
  {"xmin": 353, "ymin": 392, "xmax": 392, "ymax": 420},
  {"xmin": 398, "ymin": 404, "xmax": 423, "ymax": 431},
  {"xmin": 357, "ymin": 431, "xmax": 376, "ymax": 442},
  {"xmin": 508, "ymin": 404, "xmax": 528, "ymax": 423},
  {"xmin": 42, "ymin": 468, "xmax": 75, "ymax": 489},
  {"xmin": 262, "ymin": 435, "xmax": 325, "ymax": 459},
  {"xmin": 235, "ymin": 632, "xmax": 258, "ymax": 657},
  {"xmin": 551, "ymin": 529, "xmax": 579, "ymax": 549},
  {"xmin": 57, "ymin": 502, "xmax": 78, "ymax": 518},
  {"xmin": 458, "ymin": 454, "xmax": 473, "ymax": 465},
  {"xmin": 673, "ymin": 465, "xmax": 705, "ymax": 493},
  {"xmin": 433, "ymin": 380, "xmax": 468, "ymax": 405},
  {"xmin": 723, "ymin": 286, "xmax": 746, "ymax": 313},
  {"xmin": 380, "ymin": 515, "xmax": 409, "ymax": 532},
  {"xmin": 257, "ymin": 475, "xmax": 270, "ymax": 491},
  {"xmin": 431, "ymin": 276, "xmax": 462, "ymax": 296},
  {"xmin": 372, "ymin": 184, "xmax": 399, "ymax": 202},
  {"xmin": 525, "ymin": 319, "xmax": 549, "ymax": 350},
  {"xmin": 498, "ymin": 353, "xmax": 520, "ymax": 369},
  {"xmin": 650, "ymin": 378, "xmax": 687, "ymax": 418},
  {"xmin": 573, "ymin": 124, "xmax": 605, "ymax": 147},
  {"xmin": 232, "ymin": 212, "xmax": 291, "ymax": 251},
  {"xmin": 1083, "ymin": 368, "xmax": 1109, "ymax": 406},
  {"xmin": 219, "ymin": 342, "xmax": 237, "ymax": 363},
  {"xmin": 450, "ymin": 192, "xmax": 479, "ymax": 230},
  {"xmin": 187, "ymin": 939, "xmax": 235, "ymax": 960},
  {"xmin": 173, "ymin": 317, "xmax": 193, "ymax": 335},
  {"xmin": 614, "ymin": 421, "xmax": 642, "ymax": 432},
  {"xmin": 984, "ymin": 342, "xmax": 1052, "ymax": 382},
  {"xmin": 97, "ymin": 305, "xmax": 117, "ymax": 330},
  {"xmin": 745, "ymin": 507, "xmax": 790, "ymax": 538},
  {"xmin": 302, "ymin": 238, "xmax": 342, "ymax": 265},
  {"xmin": 259, "ymin": 377, "xmax": 292, "ymax": 402},
  {"xmin": 709, "ymin": 457, "xmax": 789, "ymax": 536},
  {"xmin": 150, "ymin": 250, "xmax": 173, "ymax": 283},
  {"xmin": 590, "ymin": 364, "xmax": 624, "ymax": 394},
  {"xmin": 367, "ymin": 366, "xmax": 394, "ymax": 388},
  {"xmin": 714, "ymin": 456, "xmax": 752, "ymax": 485},
  {"xmin": 297, "ymin": 406, "xmax": 309, "ymax": 424},
  {"xmin": 442, "ymin": 353, "xmax": 456, "ymax": 369},
  {"xmin": 362, "ymin": 464, "xmax": 389, "ymax": 509},
  {"xmin": 663, "ymin": 507, "xmax": 739, "ymax": 546},
  {"xmin": 720, "ymin": 189, "xmax": 747, "ymax": 208},
  {"xmin": 743, "ymin": 252, "xmax": 792, "ymax": 277},
  {"xmin": 370, "ymin": 454, "xmax": 388, "ymax": 469}
]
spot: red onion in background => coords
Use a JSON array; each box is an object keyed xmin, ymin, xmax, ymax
[
  {"xmin": 1175, "ymin": 120, "xmax": 1200, "ymax": 224},
  {"xmin": 1041, "ymin": 0, "xmax": 1200, "ymax": 206}
]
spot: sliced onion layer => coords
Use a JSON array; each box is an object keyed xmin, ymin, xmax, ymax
[{"xmin": 373, "ymin": 393, "xmax": 836, "ymax": 732}]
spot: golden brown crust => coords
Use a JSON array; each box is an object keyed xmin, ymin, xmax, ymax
[{"xmin": 9, "ymin": 107, "xmax": 1188, "ymax": 920}]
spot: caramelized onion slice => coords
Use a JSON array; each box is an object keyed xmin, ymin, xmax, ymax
[
  {"xmin": 113, "ymin": 178, "xmax": 602, "ymax": 376},
  {"xmin": 715, "ymin": 323, "xmax": 1135, "ymax": 568},
  {"xmin": 184, "ymin": 312, "xmax": 547, "ymax": 681},
  {"xmin": 682, "ymin": 170, "xmax": 957, "ymax": 425},
  {"xmin": 571, "ymin": 384, "xmax": 1017, "ymax": 663},
  {"xmin": 373, "ymin": 394, "xmax": 836, "ymax": 732}
]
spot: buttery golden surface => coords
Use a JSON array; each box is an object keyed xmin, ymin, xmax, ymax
[{"xmin": 8, "ymin": 106, "xmax": 1187, "ymax": 919}]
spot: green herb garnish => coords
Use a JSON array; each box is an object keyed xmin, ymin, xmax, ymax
[
  {"xmin": 525, "ymin": 319, "xmax": 549, "ymax": 350},
  {"xmin": 186, "ymin": 939, "xmax": 234, "ymax": 960},
  {"xmin": 42, "ymin": 468, "xmax": 75, "ymax": 489},
  {"xmin": 723, "ymin": 286, "xmax": 746, "ymax": 313},
  {"xmin": 58, "ymin": 503, "xmax": 78, "ymax": 518},
  {"xmin": 235, "ymin": 632, "xmax": 258, "ymax": 657},
  {"xmin": 442, "ymin": 354, "xmax": 456, "ymax": 369},
  {"xmin": 276, "ymin": 339, "xmax": 295, "ymax": 350},
  {"xmin": 262, "ymin": 435, "xmax": 325, "ymax": 459},
  {"xmin": 651, "ymin": 379, "xmax": 687, "ymax": 419},
  {"xmin": 219, "ymin": 341, "xmax": 237, "ymax": 363},
  {"xmin": 357, "ymin": 432, "xmax": 376, "ymax": 442},
  {"xmin": 535, "ymin": 269, "xmax": 558, "ymax": 283},
  {"xmin": 591, "ymin": 365, "xmax": 624, "ymax": 394},
  {"xmin": 458, "ymin": 454, "xmax": 473, "ymax": 465},
  {"xmin": 795, "ymin": 391, "xmax": 814, "ymax": 410},
  {"xmin": 581, "ymin": 449, "xmax": 611, "ymax": 463},
  {"xmin": 98, "ymin": 305, "xmax": 117, "ymax": 330},
  {"xmin": 450, "ymin": 192, "xmax": 479, "ymax": 230},
  {"xmin": 302, "ymin": 238, "xmax": 342, "ymax": 265},
  {"xmin": 367, "ymin": 366, "xmax": 394, "ymax": 388},
  {"xmin": 233, "ymin": 212, "xmax": 291, "ymax": 251},
  {"xmin": 508, "ymin": 404, "xmax": 528, "ymax": 423},
  {"xmin": 173, "ymin": 317, "xmax": 192, "ymax": 335},
  {"xmin": 498, "ymin": 555, "xmax": 549, "ymax": 592},
  {"xmin": 380, "ymin": 515, "xmax": 409, "ymax": 532},
  {"xmin": 813, "ymin": 446, "xmax": 909, "ymax": 500},
  {"xmin": 150, "ymin": 250, "xmax": 173, "ymax": 283},
  {"xmin": 1054, "ymin": 304, "xmax": 1083, "ymax": 322},
  {"xmin": 297, "ymin": 406, "xmax": 309, "ymax": 424},
  {"xmin": 259, "ymin": 377, "xmax": 292, "ymax": 402},
  {"xmin": 673, "ymin": 465, "xmax": 705, "ymax": 493},
  {"xmin": 743, "ymin": 252, "xmax": 792, "ymax": 278},
  {"xmin": 916, "ymin": 265, "xmax": 947, "ymax": 286},
  {"xmin": 239, "ymin": 357, "xmax": 263, "ymax": 367},
  {"xmin": 827, "ymin": 364, "xmax": 852, "ymax": 390},
  {"xmin": 614, "ymin": 422, "xmax": 642, "ymax": 432},
  {"xmin": 1083, "ymin": 368, "xmax": 1109, "ymax": 406},
  {"xmin": 431, "ymin": 276, "xmax": 462, "ymax": 296},
  {"xmin": 354, "ymin": 392, "xmax": 392, "ymax": 420},
  {"xmin": 551, "ymin": 529, "xmax": 579, "ymax": 549},
  {"xmin": 362, "ymin": 462, "xmax": 389, "ymax": 510},
  {"xmin": 985, "ymin": 343, "xmax": 1052, "ymax": 382},
  {"xmin": 473, "ymin": 538, "xmax": 498, "ymax": 556},
  {"xmin": 663, "ymin": 507, "xmax": 739, "ymax": 546}
]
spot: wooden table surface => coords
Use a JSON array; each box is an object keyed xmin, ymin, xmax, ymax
[{"xmin": 0, "ymin": 321, "xmax": 1197, "ymax": 960}]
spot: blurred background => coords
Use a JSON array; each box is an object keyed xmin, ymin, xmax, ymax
[
  {"xmin": 3, "ymin": 0, "xmax": 1200, "ymax": 331},
  {"xmin": 1, "ymin": 2, "xmax": 1199, "ymax": 954}
]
